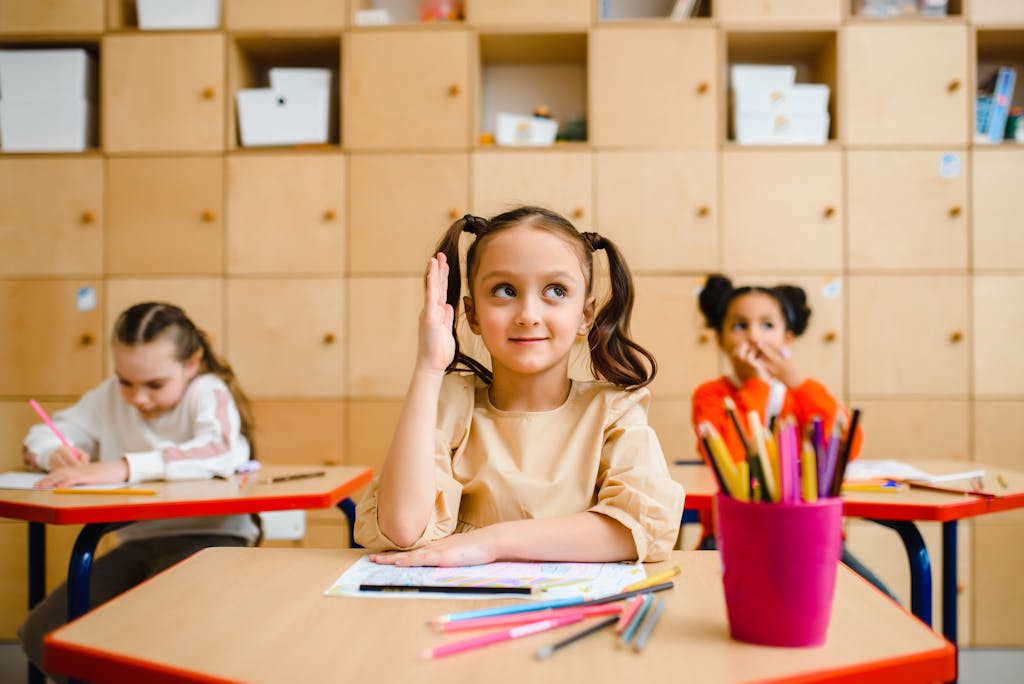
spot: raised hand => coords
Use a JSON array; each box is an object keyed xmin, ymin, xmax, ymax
[{"xmin": 418, "ymin": 253, "xmax": 457, "ymax": 375}]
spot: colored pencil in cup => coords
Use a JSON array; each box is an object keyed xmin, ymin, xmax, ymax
[
  {"xmin": 28, "ymin": 399, "xmax": 85, "ymax": 463},
  {"xmin": 420, "ymin": 613, "xmax": 583, "ymax": 660},
  {"xmin": 829, "ymin": 409, "xmax": 860, "ymax": 497}
]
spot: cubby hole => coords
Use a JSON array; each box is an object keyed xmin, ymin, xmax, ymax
[
  {"xmin": 600, "ymin": 0, "xmax": 712, "ymax": 21},
  {"xmin": 227, "ymin": 36, "xmax": 341, "ymax": 150},
  {"xmin": 350, "ymin": 0, "xmax": 465, "ymax": 26},
  {"xmin": 976, "ymin": 29, "xmax": 1024, "ymax": 145},
  {"xmin": 849, "ymin": 0, "xmax": 961, "ymax": 19},
  {"xmin": 477, "ymin": 32, "xmax": 588, "ymax": 146},
  {"xmin": 106, "ymin": 0, "xmax": 223, "ymax": 31}
]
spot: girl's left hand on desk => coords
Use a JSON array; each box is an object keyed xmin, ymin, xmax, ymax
[
  {"xmin": 36, "ymin": 459, "xmax": 130, "ymax": 489},
  {"xmin": 370, "ymin": 528, "xmax": 497, "ymax": 568}
]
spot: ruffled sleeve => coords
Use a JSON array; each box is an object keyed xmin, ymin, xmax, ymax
[
  {"xmin": 587, "ymin": 387, "xmax": 685, "ymax": 562},
  {"xmin": 353, "ymin": 373, "xmax": 475, "ymax": 551}
]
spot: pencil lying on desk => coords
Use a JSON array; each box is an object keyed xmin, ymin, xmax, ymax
[
  {"xmin": 535, "ymin": 615, "xmax": 619, "ymax": 660},
  {"xmin": 259, "ymin": 470, "xmax": 325, "ymax": 484},
  {"xmin": 421, "ymin": 613, "xmax": 584, "ymax": 660},
  {"xmin": 360, "ymin": 584, "xmax": 534, "ymax": 595},
  {"xmin": 434, "ymin": 602, "xmax": 621, "ymax": 634},
  {"xmin": 52, "ymin": 488, "xmax": 156, "ymax": 495}
]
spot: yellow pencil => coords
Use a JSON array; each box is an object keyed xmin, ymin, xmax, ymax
[
  {"xmin": 701, "ymin": 423, "xmax": 742, "ymax": 498},
  {"xmin": 622, "ymin": 565, "xmax": 682, "ymax": 593},
  {"xmin": 748, "ymin": 411, "xmax": 777, "ymax": 502},
  {"xmin": 800, "ymin": 437, "xmax": 818, "ymax": 502},
  {"xmin": 53, "ymin": 488, "xmax": 157, "ymax": 496}
]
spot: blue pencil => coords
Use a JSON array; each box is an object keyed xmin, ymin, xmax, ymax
[
  {"xmin": 429, "ymin": 580, "xmax": 674, "ymax": 626},
  {"xmin": 620, "ymin": 593, "xmax": 654, "ymax": 645}
]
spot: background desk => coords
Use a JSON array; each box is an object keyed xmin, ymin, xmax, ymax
[
  {"xmin": 0, "ymin": 465, "xmax": 372, "ymax": 684},
  {"xmin": 671, "ymin": 461, "xmax": 1024, "ymax": 646},
  {"xmin": 45, "ymin": 547, "xmax": 954, "ymax": 684}
]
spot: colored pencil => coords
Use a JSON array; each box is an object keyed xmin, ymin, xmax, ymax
[
  {"xmin": 420, "ymin": 613, "xmax": 583, "ymax": 660},
  {"xmin": 434, "ymin": 602, "xmax": 621, "ymax": 634},
  {"xmin": 614, "ymin": 595, "xmax": 645, "ymax": 634},
  {"xmin": 748, "ymin": 411, "xmax": 777, "ymax": 502},
  {"xmin": 723, "ymin": 397, "xmax": 752, "ymax": 456},
  {"xmin": 632, "ymin": 597, "xmax": 667, "ymax": 652},
  {"xmin": 829, "ymin": 409, "xmax": 859, "ymax": 497},
  {"xmin": 698, "ymin": 430, "xmax": 728, "ymax": 495},
  {"xmin": 903, "ymin": 481, "xmax": 997, "ymax": 499},
  {"xmin": 359, "ymin": 584, "xmax": 534, "ymax": 595},
  {"xmin": 28, "ymin": 399, "xmax": 84, "ymax": 461},
  {"xmin": 258, "ymin": 470, "xmax": 325, "ymax": 484},
  {"xmin": 619, "ymin": 593, "xmax": 654, "ymax": 646},
  {"xmin": 430, "ymin": 580, "xmax": 674, "ymax": 626},
  {"xmin": 535, "ymin": 615, "xmax": 619, "ymax": 660},
  {"xmin": 800, "ymin": 437, "xmax": 818, "ymax": 502},
  {"xmin": 53, "ymin": 488, "xmax": 157, "ymax": 496},
  {"xmin": 621, "ymin": 565, "xmax": 681, "ymax": 593}
]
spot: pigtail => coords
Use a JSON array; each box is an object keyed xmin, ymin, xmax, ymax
[
  {"xmin": 698, "ymin": 274, "xmax": 734, "ymax": 330},
  {"xmin": 586, "ymin": 234, "xmax": 657, "ymax": 390},
  {"xmin": 194, "ymin": 332, "xmax": 256, "ymax": 456},
  {"xmin": 434, "ymin": 215, "xmax": 493, "ymax": 384},
  {"xmin": 774, "ymin": 284, "xmax": 812, "ymax": 336}
]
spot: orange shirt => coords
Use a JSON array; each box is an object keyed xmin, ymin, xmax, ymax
[{"xmin": 691, "ymin": 376, "xmax": 862, "ymax": 465}]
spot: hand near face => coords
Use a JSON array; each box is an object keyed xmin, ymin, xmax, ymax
[
  {"xmin": 729, "ymin": 341, "xmax": 768, "ymax": 382},
  {"xmin": 749, "ymin": 341, "xmax": 806, "ymax": 389},
  {"xmin": 418, "ymin": 253, "xmax": 457, "ymax": 375}
]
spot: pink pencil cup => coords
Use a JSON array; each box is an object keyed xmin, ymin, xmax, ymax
[{"xmin": 714, "ymin": 492, "xmax": 843, "ymax": 647}]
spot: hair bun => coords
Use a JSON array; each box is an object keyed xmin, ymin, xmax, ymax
[
  {"xmin": 698, "ymin": 274, "xmax": 733, "ymax": 330},
  {"xmin": 775, "ymin": 284, "xmax": 812, "ymax": 336},
  {"xmin": 461, "ymin": 214, "xmax": 485, "ymax": 235},
  {"xmin": 581, "ymin": 231, "xmax": 604, "ymax": 252}
]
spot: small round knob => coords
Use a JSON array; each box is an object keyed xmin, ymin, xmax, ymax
[
  {"xmin": 698, "ymin": 333, "xmax": 710, "ymax": 345},
  {"xmin": 948, "ymin": 205, "xmax": 962, "ymax": 217},
  {"xmin": 323, "ymin": 332, "xmax": 336, "ymax": 345},
  {"xmin": 201, "ymin": 210, "xmax": 216, "ymax": 223},
  {"xmin": 949, "ymin": 330, "xmax": 963, "ymax": 343},
  {"xmin": 947, "ymin": 79, "xmax": 961, "ymax": 93},
  {"xmin": 572, "ymin": 207, "xmax": 585, "ymax": 219},
  {"xmin": 823, "ymin": 206, "xmax": 836, "ymax": 218},
  {"xmin": 323, "ymin": 209, "xmax": 336, "ymax": 221},
  {"xmin": 201, "ymin": 86, "xmax": 216, "ymax": 100},
  {"xmin": 697, "ymin": 205, "xmax": 710, "ymax": 217},
  {"xmin": 448, "ymin": 84, "xmax": 460, "ymax": 97},
  {"xmin": 696, "ymin": 82, "xmax": 709, "ymax": 95},
  {"xmin": 79, "ymin": 333, "xmax": 95, "ymax": 346},
  {"xmin": 823, "ymin": 330, "xmax": 837, "ymax": 343},
  {"xmin": 448, "ymin": 208, "xmax": 459, "ymax": 220},
  {"xmin": 79, "ymin": 211, "xmax": 95, "ymax": 224},
  {"xmin": 323, "ymin": 459, "xmax": 338, "ymax": 466}
]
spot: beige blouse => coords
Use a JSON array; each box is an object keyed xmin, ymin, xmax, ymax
[{"xmin": 355, "ymin": 373, "xmax": 685, "ymax": 562}]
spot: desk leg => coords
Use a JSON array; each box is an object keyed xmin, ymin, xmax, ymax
[
  {"xmin": 337, "ymin": 497, "xmax": 361, "ymax": 549},
  {"xmin": 868, "ymin": 519, "xmax": 932, "ymax": 627},
  {"xmin": 67, "ymin": 522, "xmax": 128, "ymax": 622},
  {"xmin": 27, "ymin": 522, "xmax": 45, "ymax": 684},
  {"xmin": 942, "ymin": 520, "xmax": 958, "ymax": 645}
]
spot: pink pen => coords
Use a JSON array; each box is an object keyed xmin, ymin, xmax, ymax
[
  {"xmin": 436, "ymin": 602, "xmax": 621, "ymax": 633},
  {"xmin": 29, "ymin": 399, "xmax": 84, "ymax": 462},
  {"xmin": 421, "ymin": 613, "xmax": 584, "ymax": 660}
]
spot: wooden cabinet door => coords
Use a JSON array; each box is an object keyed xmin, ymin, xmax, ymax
[
  {"xmin": 595, "ymin": 150, "xmax": 717, "ymax": 272},
  {"xmin": 348, "ymin": 152, "xmax": 468, "ymax": 275},
  {"xmin": 252, "ymin": 400, "xmax": 346, "ymax": 466},
  {"xmin": 0, "ymin": 0, "xmax": 104, "ymax": 32},
  {"xmin": 107, "ymin": 157, "xmax": 224, "ymax": 275},
  {"xmin": 848, "ymin": 275, "xmax": 968, "ymax": 396},
  {"xmin": 721, "ymin": 149, "xmax": 843, "ymax": 273},
  {"xmin": 974, "ymin": 276, "xmax": 1024, "ymax": 398},
  {"xmin": 0, "ymin": 280, "xmax": 104, "ymax": 395},
  {"xmin": 102, "ymin": 34, "xmax": 225, "ymax": 153},
  {"xmin": 631, "ymin": 275, "xmax": 719, "ymax": 400},
  {"xmin": 854, "ymin": 399, "xmax": 969, "ymax": 461},
  {"xmin": 590, "ymin": 26, "xmax": 716, "ymax": 147},
  {"xmin": 467, "ymin": 0, "xmax": 591, "ymax": 25},
  {"xmin": 226, "ymin": 153, "xmax": 345, "ymax": 275},
  {"xmin": 226, "ymin": 278, "xmax": 345, "ymax": 398},
  {"xmin": 970, "ymin": 0, "xmax": 1024, "ymax": 23},
  {"xmin": 735, "ymin": 273, "xmax": 845, "ymax": 397},
  {"xmin": 0, "ymin": 158, "xmax": 102, "ymax": 276},
  {"xmin": 471, "ymin": 149, "xmax": 591, "ymax": 230},
  {"xmin": 973, "ymin": 149, "xmax": 1024, "ymax": 271},
  {"xmin": 344, "ymin": 30, "xmax": 470, "ymax": 150},
  {"xmin": 842, "ymin": 25, "xmax": 968, "ymax": 146},
  {"xmin": 225, "ymin": 0, "xmax": 346, "ymax": 30},
  {"xmin": 347, "ymin": 276, "xmax": 420, "ymax": 398},
  {"xmin": 717, "ymin": 0, "xmax": 842, "ymax": 24},
  {"xmin": 847, "ymin": 150, "xmax": 968, "ymax": 271}
]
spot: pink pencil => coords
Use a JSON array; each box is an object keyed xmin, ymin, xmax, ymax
[
  {"xmin": 29, "ymin": 399, "xmax": 83, "ymax": 460},
  {"xmin": 614, "ymin": 595, "xmax": 646, "ymax": 634},
  {"xmin": 435, "ymin": 602, "xmax": 621, "ymax": 633},
  {"xmin": 420, "ymin": 613, "xmax": 584, "ymax": 660}
]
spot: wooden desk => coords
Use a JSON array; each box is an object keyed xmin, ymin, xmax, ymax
[
  {"xmin": 44, "ymin": 547, "xmax": 955, "ymax": 684},
  {"xmin": 0, "ymin": 464, "xmax": 372, "ymax": 683},
  {"xmin": 671, "ymin": 461, "xmax": 1024, "ymax": 646}
]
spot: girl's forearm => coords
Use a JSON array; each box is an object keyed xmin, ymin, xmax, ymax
[
  {"xmin": 377, "ymin": 369, "xmax": 445, "ymax": 546},
  {"xmin": 487, "ymin": 512, "xmax": 638, "ymax": 563}
]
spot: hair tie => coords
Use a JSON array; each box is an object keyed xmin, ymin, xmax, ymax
[
  {"xmin": 461, "ymin": 214, "xmax": 485, "ymax": 235},
  {"xmin": 581, "ymin": 231, "xmax": 604, "ymax": 252}
]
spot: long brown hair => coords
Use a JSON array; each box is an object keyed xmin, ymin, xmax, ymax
[
  {"xmin": 112, "ymin": 302, "xmax": 256, "ymax": 454},
  {"xmin": 433, "ymin": 206, "xmax": 656, "ymax": 389}
]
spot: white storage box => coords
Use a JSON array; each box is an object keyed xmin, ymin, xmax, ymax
[
  {"xmin": 236, "ymin": 87, "xmax": 329, "ymax": 146},
  {"xmin": 0, "ymin": 99, "xmax": 95, "ymax": 152},
  {"xmin": 136, "ymin": 0, "xmax": 221, "ymax": 30},
  {"xmin": 0, "ymin": 49, "xmax": 96, "ymax": 100},
  {"xmin": 734, "ymin": 83, "xmax": 830, "ymax": 116},
  {"xmin": 495, "ymin": 112, "xmax": 558, "ymax": 146},
  {"xmin": 734, "ymin": 112, "xmax": 830, "ymax": 145},
  {"xmin": 730, "ymin": 64, "xmax": 796, "ymax": 92},
  {"xmin": 269, "ymin": 68, "xmax": 332, "ymax": 92}
]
